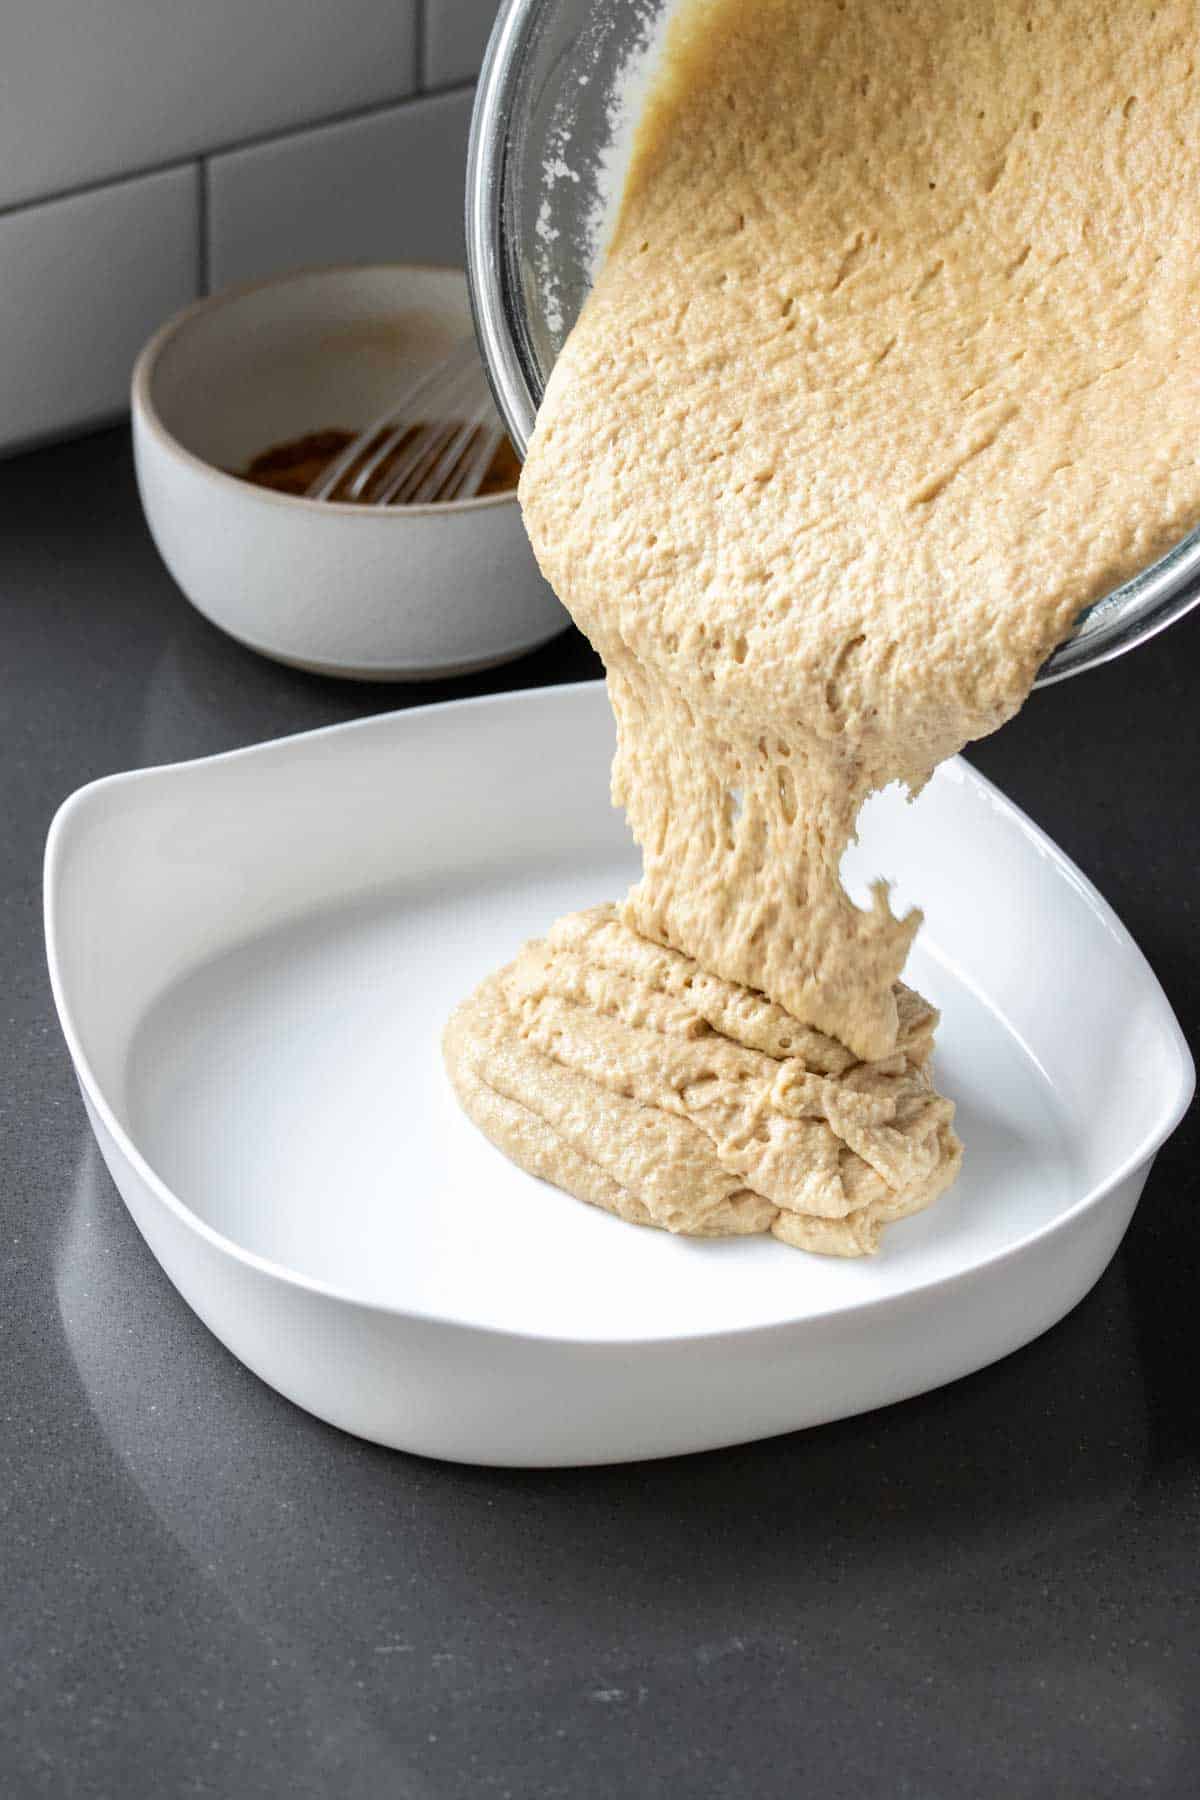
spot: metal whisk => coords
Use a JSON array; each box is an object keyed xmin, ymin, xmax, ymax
[{"xmin": 307, "ymin": 337, "xmax": 505, "ymax": 505}]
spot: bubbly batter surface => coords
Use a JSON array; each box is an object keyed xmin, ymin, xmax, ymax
[{"xmin": 445, "ymin": 0, "xmax": 1200, "ymax": 1254}]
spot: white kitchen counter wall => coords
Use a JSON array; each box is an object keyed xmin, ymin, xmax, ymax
[{"xmin": 0, "ymin": 0, "xmax": 502, "ymax": 454}]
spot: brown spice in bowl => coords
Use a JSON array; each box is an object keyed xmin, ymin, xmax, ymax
[{"xmin": 238, "ymin": 428, "xmax": 522, "ymax": 503}]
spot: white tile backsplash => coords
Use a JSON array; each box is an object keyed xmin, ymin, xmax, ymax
[
  {"xmin": 206, "ymin": 89, "xmax": 475, "ymax": 291},
  {"xmin": 0, "ymin": 1, "xmax": 418, "ymax": 213},
  {"xmin": 0, "ymin": 2, "xmax": 498, "ymax": 450},
  {"xmin": 423, "ymin": 0, "xmax": 502, "ymax": 92},
  {"xmin": 0, "ymin": 166, "xmax": 199, "ymax": 454}
]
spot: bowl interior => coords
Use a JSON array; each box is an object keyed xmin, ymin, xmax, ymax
[
  {"xmin": 48, "ymin": 687, "xmax": 1193, "ymax": 1342},
  {"xmin": 469, "ymin": 0, "xmax": 673, "ymax": 455},
  {"xmin": 147, "ymin": 266, "xmax": 476, "ymax": 474}
]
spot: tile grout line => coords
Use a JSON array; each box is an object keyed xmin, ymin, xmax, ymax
[{"xmin": 0, "ymin": 81, "xmax": 478, "ymax": 227}]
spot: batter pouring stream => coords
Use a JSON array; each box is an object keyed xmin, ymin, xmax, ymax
[{"xmin": 445, "ymin": 0, "xmax": 1200, "ymax": 1254}]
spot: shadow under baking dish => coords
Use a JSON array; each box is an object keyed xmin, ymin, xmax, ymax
[{"xmin": 45, "ymin": 683, "xmax": 1193, "ymax": 1464}]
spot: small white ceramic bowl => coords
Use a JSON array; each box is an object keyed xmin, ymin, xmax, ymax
[{"xmin": 131, "ymin": 264, "xmax": 566, "ymax": 680}]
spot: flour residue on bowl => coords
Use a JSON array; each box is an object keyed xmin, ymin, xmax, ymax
[{"xmin": 533, "ymin": 0, "xmax": 675, "ymax": 343}]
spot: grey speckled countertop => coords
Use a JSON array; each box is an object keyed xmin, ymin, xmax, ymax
[{"xmin": 3, "ymin": 427, "xmax": 1198, "ymax": 1799}]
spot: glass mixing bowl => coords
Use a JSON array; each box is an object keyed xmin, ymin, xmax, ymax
[{"xmin": 465, "ymin": 0, "xmax": 1200, "ymax": 684}]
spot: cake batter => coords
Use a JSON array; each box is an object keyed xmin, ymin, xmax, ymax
[{"xmin": 446, "ymin": 0, "xmax": 1199, "ymax": 1253}]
